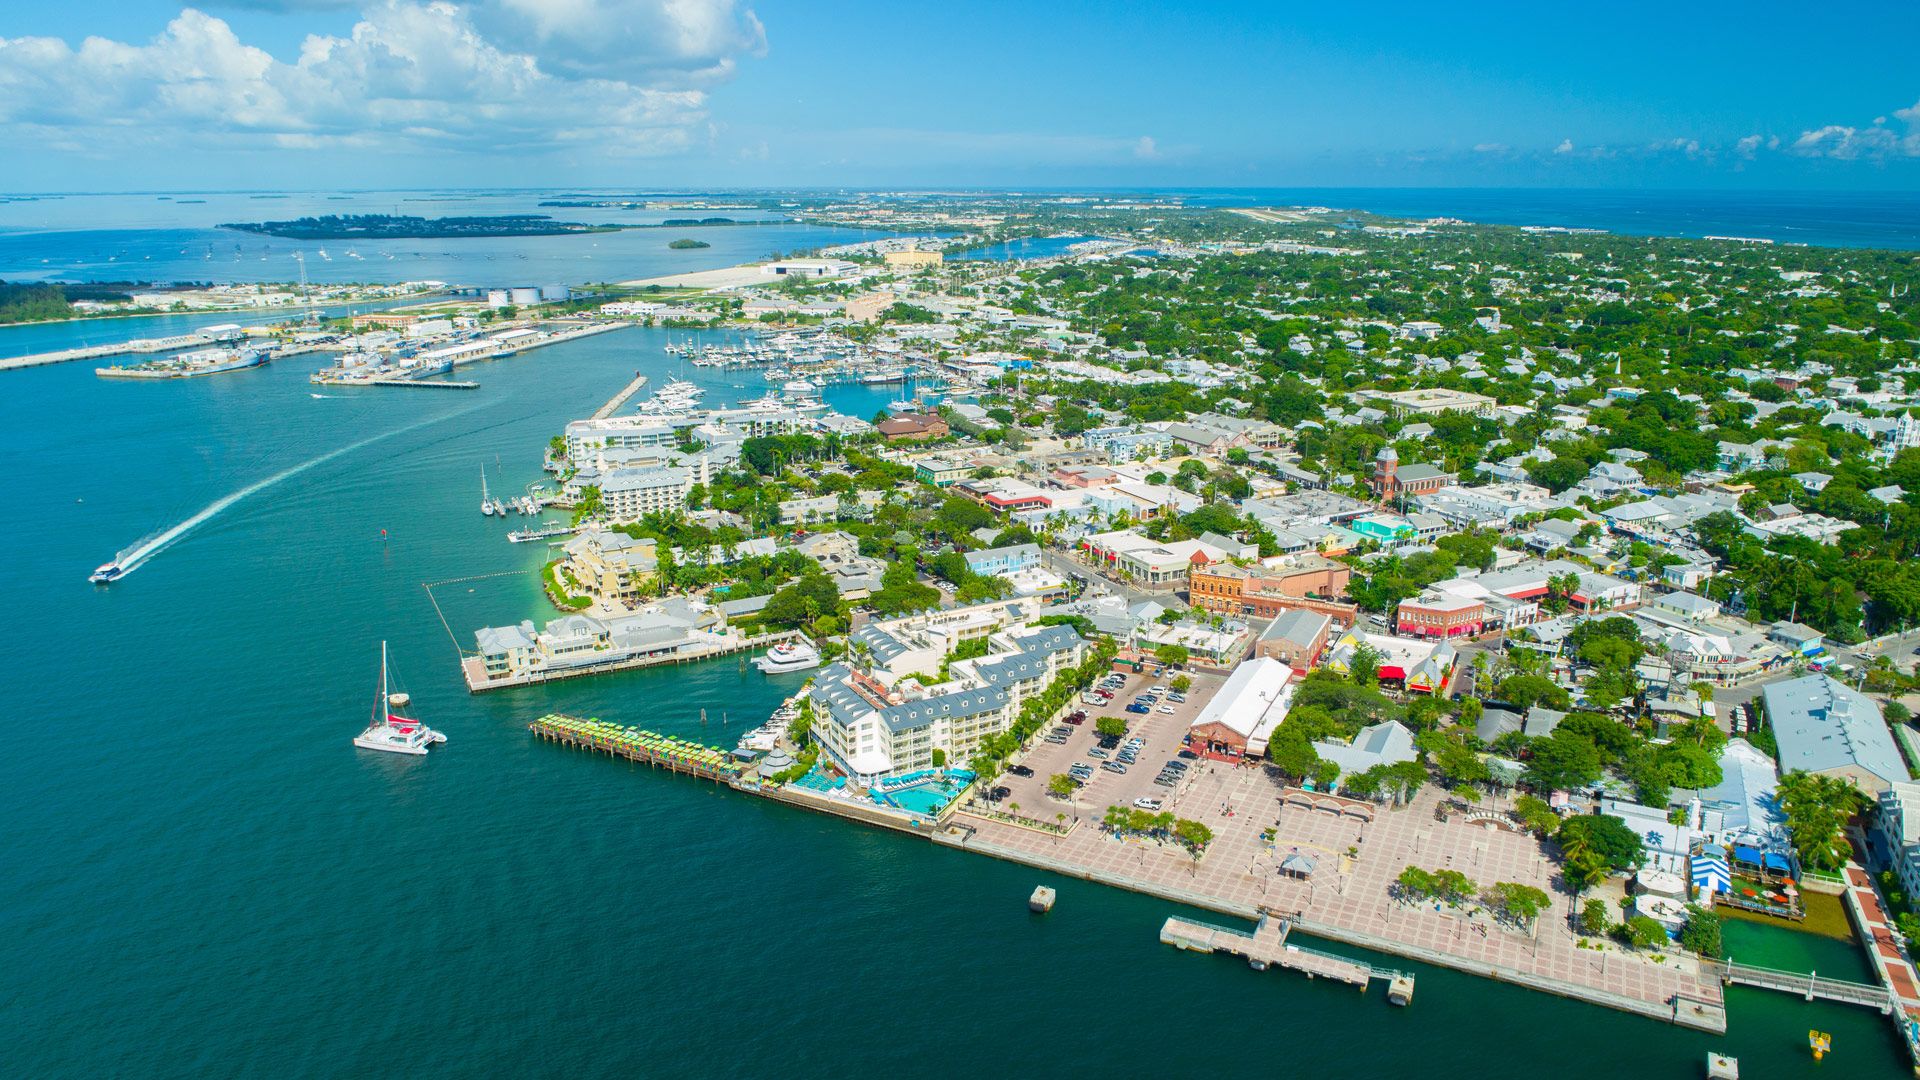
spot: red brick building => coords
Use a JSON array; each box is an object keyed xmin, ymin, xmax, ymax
[{"xmin": 1395, "ymin": 593, "xmax": 1485, "ymax": 638}]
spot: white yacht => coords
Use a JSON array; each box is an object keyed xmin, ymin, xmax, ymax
[
  {"xmin": 480, "ymin": 466, "xmax": 495, "ymax": 516},
  {"xmin": 354, "ymin": 642, "xmax": 446, "ymax": 756},
  {"xmin": 754, "ymin": 641, "xmax": 822, "ymax": 674}
]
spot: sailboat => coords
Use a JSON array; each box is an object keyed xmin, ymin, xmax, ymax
[
  {"xmin": 481, "ymin": 465, "xmax": 496, "ymax": 516},
  {"xmin": 353, "ymin": 641, "xmax": 445, "ymax": 755}
]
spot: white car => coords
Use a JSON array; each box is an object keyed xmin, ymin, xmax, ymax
[
  {"xmin": 1157, "ymin": 705, "xmax": 1176, "ymax": 714},
  {"xmin": 1133, "ymin": 797, "xmax": 1163, "ymax": 810}
]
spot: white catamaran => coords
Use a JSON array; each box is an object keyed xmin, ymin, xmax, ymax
[{"xmin": 353, "ymin": 641, "xmax": 446, "ymax": 755}]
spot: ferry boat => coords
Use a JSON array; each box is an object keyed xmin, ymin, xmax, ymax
[
  {"xmin": 353, "ymin": 641, "xmax": 445, "ymax": 755},
  {"xmin": 754, "ymin": 641, "xmax": 822, "ymax": 674}
]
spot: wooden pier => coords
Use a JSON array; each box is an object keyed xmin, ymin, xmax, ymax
[
  {"xmin": 1161, "ymin": 914, "xmax": 1414, "ymax": 1003},
  {"xmin": 527, "ymin": 714, "xmax": 743, "ymax": 783}
]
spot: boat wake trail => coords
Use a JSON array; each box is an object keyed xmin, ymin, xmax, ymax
[{"xmin": 108, "ymin": 403, "xmax": 484, "ymax": 579}]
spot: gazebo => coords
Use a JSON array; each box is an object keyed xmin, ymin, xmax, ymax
[{"xmin": 1279, "ymin": 852, "xmax": 1318, "ymax": 880}]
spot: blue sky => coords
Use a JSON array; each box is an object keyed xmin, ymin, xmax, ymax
[{"xmin": 2, "ymin": 0, "xmax": 1918, "ymax": 191}]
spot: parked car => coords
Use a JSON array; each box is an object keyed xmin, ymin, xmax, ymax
[
  {"xmin": 1089, "ymin": 747, "xmax": 1110, "ymax": 759},
  {"xmin": 1133, "ymin": 797, "xmax": 1163, "ymax": 810},
  {"xmin": 989, "ymin": 786, "xmax": 1012, "ymax": 801},
  {"xmin": 1164, "ymin": 760, "xmax": 1189, "ymax": 771},
  {"xmin": 1177, "ymin": 749, "xmax": 1198, "ymax": 760},
  {"xmin": 1008, "ymin": 765, "xmax": 1034, "ymax": 778},
  {"xmin": 1157, "ymin": 705, "xmax": 1176, "ymax": 715},
  {"xmin": 1101, "ymin": 762, "xmax": 1128, "ymax": 774},
  {"xmin": 1126, "ymin": 704, "xmax": 1149, "ymax": 714},
  {"xmin": 1168, "ymin": 693, "xmax": 1186, "ymax": 703}
]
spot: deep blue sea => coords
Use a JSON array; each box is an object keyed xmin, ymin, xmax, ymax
[{"xmin": 0, "ymin": 192, "xmax": 1911, "ymax": 1078}]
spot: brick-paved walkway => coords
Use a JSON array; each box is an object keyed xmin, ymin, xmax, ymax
[
  {"xmin": 1845, "ymin": 865, "xmax": 1920, "ymax": 1038},
  {"xmin": 956, "ymin": 761, "xmax": 1723, "ymax": 1020}
]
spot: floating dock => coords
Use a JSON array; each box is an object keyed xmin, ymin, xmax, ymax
[
  {"xmin": 1029, "ymin": 886, "xmax": 1056, "ymax": 913},
  {"xmin": 1161, "ymin": 914, "xmax": 1413, "ymax": 1003}
]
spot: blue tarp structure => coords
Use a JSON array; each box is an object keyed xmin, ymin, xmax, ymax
[
  {"xmin": 1691, "ymin": 846, "xmax": 1732, "ymax": 895},
  {"xmin": 1730, "ymin": 843, "xmax": 1793, "ymax": 873}
]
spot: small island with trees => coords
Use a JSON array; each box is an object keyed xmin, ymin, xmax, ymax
[
  {"xmin": 668, "ymin": 238, "xmax": 712, "ymax": 249},
  {"xmin": 219, "ymin": 213, "xmax": 621, "ymax": 239}
]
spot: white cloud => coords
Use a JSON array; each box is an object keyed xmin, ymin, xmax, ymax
[
  {"xmin": 1789, "ymin": 123, "xmax": 1920, "ymax": 161},
  {"xmin": 0, "ymin": 2, "xmax": 765, "ymax": 160},
  {"xmin": 1790, "ymin": 99, "xmax": 1920, "ymax": 161},
  {"xmin": 1553, "ymin": 138, "xmax": 1573, "ymax": 154},
  {"xmin": 479, "ymin": 0, "xmax": 766, "ymax": 82},
  {"xmin": 1132, "ymin": 135, "xmax": 1160, "ymax": 160},
  {"xmin": 1471, "ymin": 142, "xmax": 1508, "ymax": 154}
]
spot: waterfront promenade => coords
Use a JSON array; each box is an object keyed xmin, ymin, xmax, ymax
[{"xmin": 948, "ymin": 768, "xmax": 1729, "ymax": 1031}]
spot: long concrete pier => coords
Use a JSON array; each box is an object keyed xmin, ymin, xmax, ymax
[
  {"xmin": 1, "ymin": 333, "xmax": 206, "ymax": 372},
  {"xmin": 592, "ymin": 373, "xmax": 649, "ymax": 419}
]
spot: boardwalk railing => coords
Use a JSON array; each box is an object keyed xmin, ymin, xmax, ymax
[{"xmin": 1716, "ymin": 961, "xmax": 1896, "ymax": 1011}]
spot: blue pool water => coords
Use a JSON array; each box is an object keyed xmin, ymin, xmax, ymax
[{"xmin": 872, "ymin": 769, "xmax": 976, "ymax": 815}]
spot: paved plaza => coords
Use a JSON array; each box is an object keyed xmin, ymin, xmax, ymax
[{"xmin": 956, "ymin": 757, "xmax": 1724, "ymax": 1022}]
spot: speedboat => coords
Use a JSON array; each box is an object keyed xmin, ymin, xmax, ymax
[{"xmin": 89, "ymin": 561, "xmax": 126, "ymax": 584}]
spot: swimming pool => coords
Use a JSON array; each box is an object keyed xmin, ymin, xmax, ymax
[{"xmin": 870, "ymin": 769, "xmax": 976, "ymax": 816}]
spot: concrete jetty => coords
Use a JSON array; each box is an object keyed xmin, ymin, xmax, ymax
[
  {"xmin": 1161, "ymin": 913, "xmax": 1413, "ymax": 1001},
  {"xmin": 1, "ymin": 333, "xmax": 207, "ymax": 372},
  {"xmin": 592, "ymin": 373, "xmax": 649, "ymax": 419}
]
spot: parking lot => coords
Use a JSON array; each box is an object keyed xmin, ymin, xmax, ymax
[{"xmin": 983, "ymin": 666, "xmax": 1228, "ymax": 823}]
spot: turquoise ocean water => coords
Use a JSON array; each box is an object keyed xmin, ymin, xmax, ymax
[{"xmin": 0, "ymin": 193, "xmax": 1913, "ymax": 1077}]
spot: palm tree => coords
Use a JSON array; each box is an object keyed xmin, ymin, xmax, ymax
[{"xmin": 1778, "ymin": 771, "xmax": 1866, "ymax": 872}]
